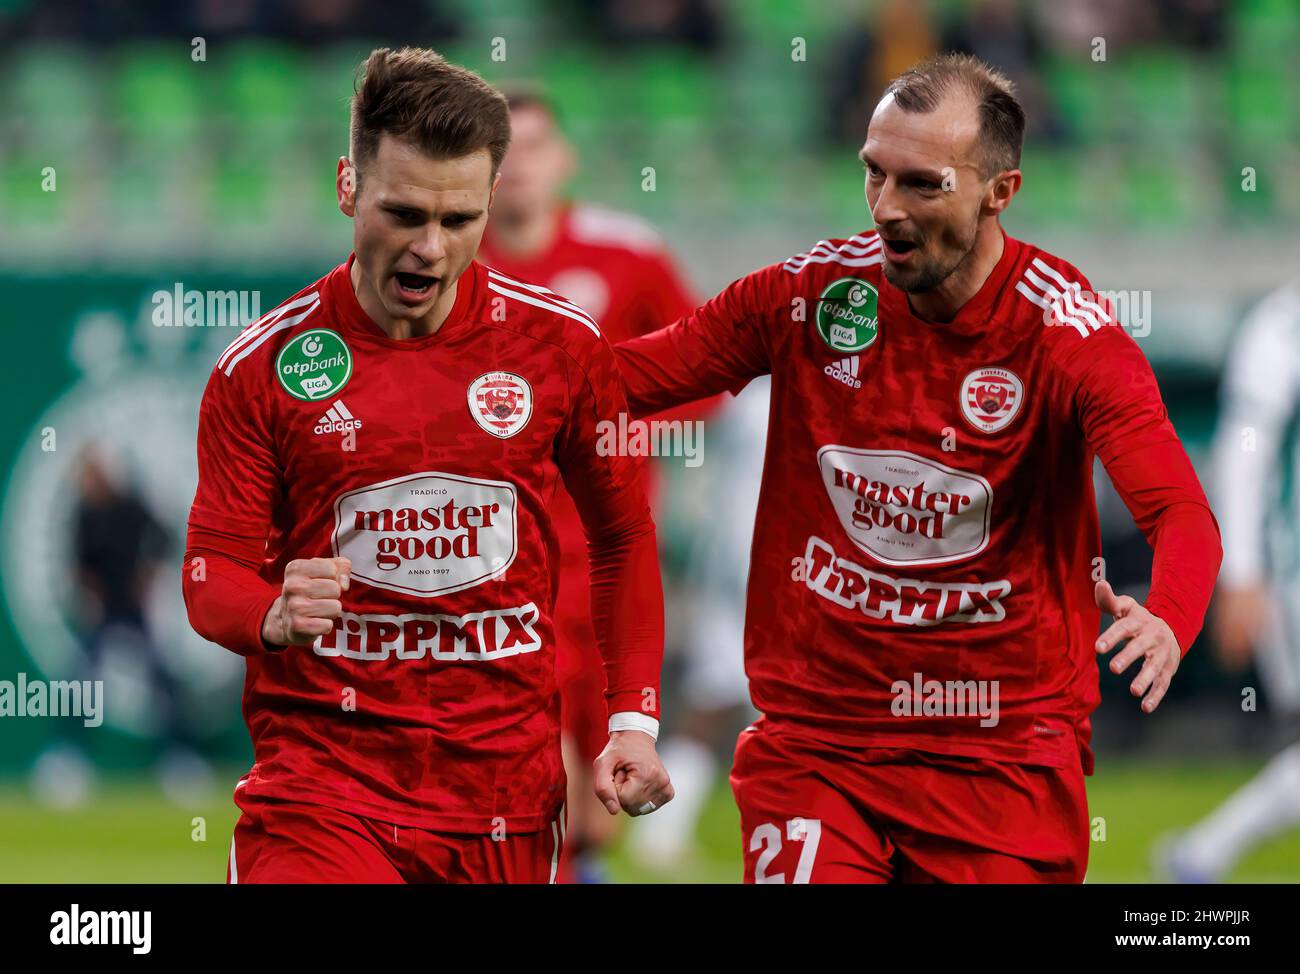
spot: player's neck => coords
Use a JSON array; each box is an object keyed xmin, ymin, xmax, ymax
[
  {"xmin": 906, "ymin": 221, "xmax": 1005, "ymax": 324},
  {"xmin": 350, "ymin": 258, "xmax": 458, "ymax": 340},
  {"xmin": 488, "ymin": 204, "xmax": 563, "ymax": 259}
]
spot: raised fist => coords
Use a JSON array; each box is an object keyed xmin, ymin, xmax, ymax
[{"xmin": 261, "ymin": 557, "xmax": 352, "ymax": 647}]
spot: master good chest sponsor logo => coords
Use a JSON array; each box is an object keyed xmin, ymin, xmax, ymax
[
  {"xmin": 818, "ymin": 446, "xmax": 992, "ymax": 567},
  {"xmin": 332, "ymin": 472, "xmax": 517, "ymax": 596}
]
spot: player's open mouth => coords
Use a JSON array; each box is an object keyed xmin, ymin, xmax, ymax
[
  {"xmin": 881, "ymin": 237, "xmax": 919, "ymax": 264},
  {"xmin": 394, "ymin": 272, "xmax": 437, "ymax": 299}
]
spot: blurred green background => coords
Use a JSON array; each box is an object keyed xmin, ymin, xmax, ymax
[{"xmin": 1, "ymin": 0, "xmax": 1298, "ymax": 882}]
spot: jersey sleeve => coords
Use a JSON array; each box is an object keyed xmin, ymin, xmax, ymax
[
  {"xmin": 1210, "ymin": 286, "xmax": 1300, "ymax": 586},
  {"xmin": 181, "ymin": 363, "xmax": 285, "ymax": 656},
  {"xmin": 1054, "ymin": 309, "xmax": 1222, "ymax": 655},
  {"xmin": 613, "ymin": 261, "xmax": 783, "ymax": 418},
  {"xmin": 555, "ymin": 336, "xmax": 665, "ymax": 727}
]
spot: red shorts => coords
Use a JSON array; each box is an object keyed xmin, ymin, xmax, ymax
[
  {"xmin": 228, "ymin": 795, "xmax": 564, "ymax": 884},
  {"xmin": 729, "ymin": 723, "xmax": 1089, "ymax": 884}
]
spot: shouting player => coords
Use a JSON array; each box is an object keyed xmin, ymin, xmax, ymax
[
  {"xmin": 614, "ymin": 53, "xmax": 1222, "ymax": 883},
  {"xmin": 478, "ymin": 90, "xmax": 698, "ymax": 878},
  {"xmin": 182, "ymin": 47, "xmax": 672, "ymax": 884}
]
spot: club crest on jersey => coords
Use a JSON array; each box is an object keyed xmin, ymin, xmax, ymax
[
  {"xmin": 276, "ymin": 328, "xmax": 353, "ymax": 401},
  {"xmin": 816, "ymin": 277, "xmax": 879, "ymax": 353},
  {"xmin": 467, "ymin": 371, "xmax": 533, "ymax": 438},
  {"xmin": 960, "ymin": 368, "xmax": 1024, "ymax": 434}
]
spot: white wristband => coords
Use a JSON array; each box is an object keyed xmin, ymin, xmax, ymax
[{"xmin": 609, "ymin": 711, "xmax": 659, "ymax": 741}]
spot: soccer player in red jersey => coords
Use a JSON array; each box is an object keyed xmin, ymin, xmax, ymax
[
  {"xmin": 613, "ymin": 53, "xmax": 1222, "ymax": 883},
  {"xmin": 479, "ymin": 91, "xmax": 699, "ymax": 874},
  {"xmin": 181, "ymin": 47, "xmax": 672, "ymax": 884}
]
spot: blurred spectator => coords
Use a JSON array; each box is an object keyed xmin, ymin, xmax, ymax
[
  {"xmin": 35, "ymin": 448, "xmax": 216, "ymax": 806},
  {"xmin": 73, "ymin": 449, "xmax": 169, "ymax": 653},
  {"xmin": 1031, "ymin": 0, "xmax": 1135, "ymax": 54},
  {"xmin": 825, "ymin": 0, "xmax": 940, "ymax": 145},
  {"xmin": 263, "ymin": 0, "xmax": 460, "ymax": 46},
  {"xmin": 573, "ymin": 0, "xmax": 724, "ymax": 52},
  {"xmin": 1151, "ymin": 0, "xmax": 1228, "ymax": 52},
  {"xmin": 7, "ymin": 0, "xmax": 460, "ymax": 45},
  {"xmin": 943, "ymin": 0, "xmax": 1065, "ymax": 143}
]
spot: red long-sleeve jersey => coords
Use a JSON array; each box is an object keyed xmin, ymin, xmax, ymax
[
  {"xmin": 182, "ymin": 255, "xmax": 663, "ymax": 831},
  {"xmin": 614, "ymin": 228, "xmax": 1221, "ymax": 774},
  {"xmin": 480, "ymin": 204, "xmax": 703, "ymax": 735}
]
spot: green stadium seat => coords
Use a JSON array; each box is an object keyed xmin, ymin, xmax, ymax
[
  {"xmin": 310, "ymin": 44, "xmax": 376, "ymax": 133},
  {"xmin": 105, "ymin": 148, "xmax": 179, "ymax": 231},
  {"xmin": 0, "ymin": 153, "xmax": 67, "ymax": 225},
  {"xmin": 110, "ymin": 43, "xmax": 202, "ymax": 152},
  {"xmin": 1043, "ymin": 57, "xmax": 1126, "ymax": 145},
  {"xmin": 1233, "ymin": 0, "xmax": 1300, "ymax": 53},
  {"xmin": 211, "ymin": 155, "xmax": 274, "ymax": 224},
  {"xmin": 8, "ymin": 44, "xmax": 99, "ymax": 154},
  {"xmin": 1219, "ymin": 148, "xmax": 1279, "ymax": 224},
  {"xmin": 1012, "ymin": 149, "xmax": 1087, "ymax": 228},
  {"xmin": 1118, "ymin": 50, "xmax": 1206, "ymax": 148},
  {"xmin": 1226, "ymin": 60, "xmax": 1293, "ymax": 148},
  {"xmin": 221, "ymin": 42, "xmax": 308, "ymax": 147},
  {"xmin": 539, "ymin": 48, "xmax": 611, "ymax": 128},
  {"xmin": 1126, "ymin": 151, "xmax": 1208, "ymax": 229}
]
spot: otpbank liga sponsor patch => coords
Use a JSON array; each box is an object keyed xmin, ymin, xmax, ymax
[
  {"xmin": 816, "ymin": 277, "xmax": 879, "ymax": 353},
  {"xmin": 276, "ymin": 328, "xmax": 353, "ymax": 401}
]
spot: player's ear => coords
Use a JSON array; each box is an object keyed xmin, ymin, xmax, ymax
[
  {"xmin": 984, "ymin": 169, "xmax": 1021, "ymax": 217},
  {"xmin": 488, "ymin": 169, "xmax": 502, "ymax": 208},
  {"xmin": 337, "ymin": 156, "xmax": 358, "ymax": 217}
]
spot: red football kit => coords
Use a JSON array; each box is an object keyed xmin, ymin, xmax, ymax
[
  {"xmin": 183, "ymin": 255, "xmax": 664, "ymax": 883},
  {"xmin": 614, "ymin": 228, "xmax": 1222, "ymax": 882},
  {"xmin": 480, "ymin": 204, "xmax": 698, "ymax": 763}
]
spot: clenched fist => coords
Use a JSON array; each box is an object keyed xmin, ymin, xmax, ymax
[
  {"xmin": 593, "ymin": 731, "xmax": 674, "ymax": 817},
  {"xmin": 261, "ymin": 557, "xmax": 351, "ymax": 647}
]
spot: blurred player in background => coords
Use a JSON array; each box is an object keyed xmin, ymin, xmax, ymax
[
  {"xmin": 1161, "ymin": 282, "xmax": 1300, "ymax": 882},
  {"xmin": 479, "ymin": 90, "xmax": 700, "ymax": 880},
  {"xmin": 615, "ymin": 53, "xmax": 1222, "ymax": 883},
  {"xmin": 628, "ymin": 378, "xmax": 766, "ymax": 872},
  {"xmin": 183, "ymin": 48, "xmax": 671, "ymax": 884}
]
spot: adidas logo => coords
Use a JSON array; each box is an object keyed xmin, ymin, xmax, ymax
[
  {"xmin": 313, "ymin": 399, "xmax": 363, "ymax": 435},
  {"xmin": 824, "ymin": 355, "xmax": 862, "ymax": 389}
]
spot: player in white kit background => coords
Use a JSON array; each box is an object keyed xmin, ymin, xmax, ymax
[{"xmin": 1162, "ymin": 281, "xmax": 1300, "ymax": 881}]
